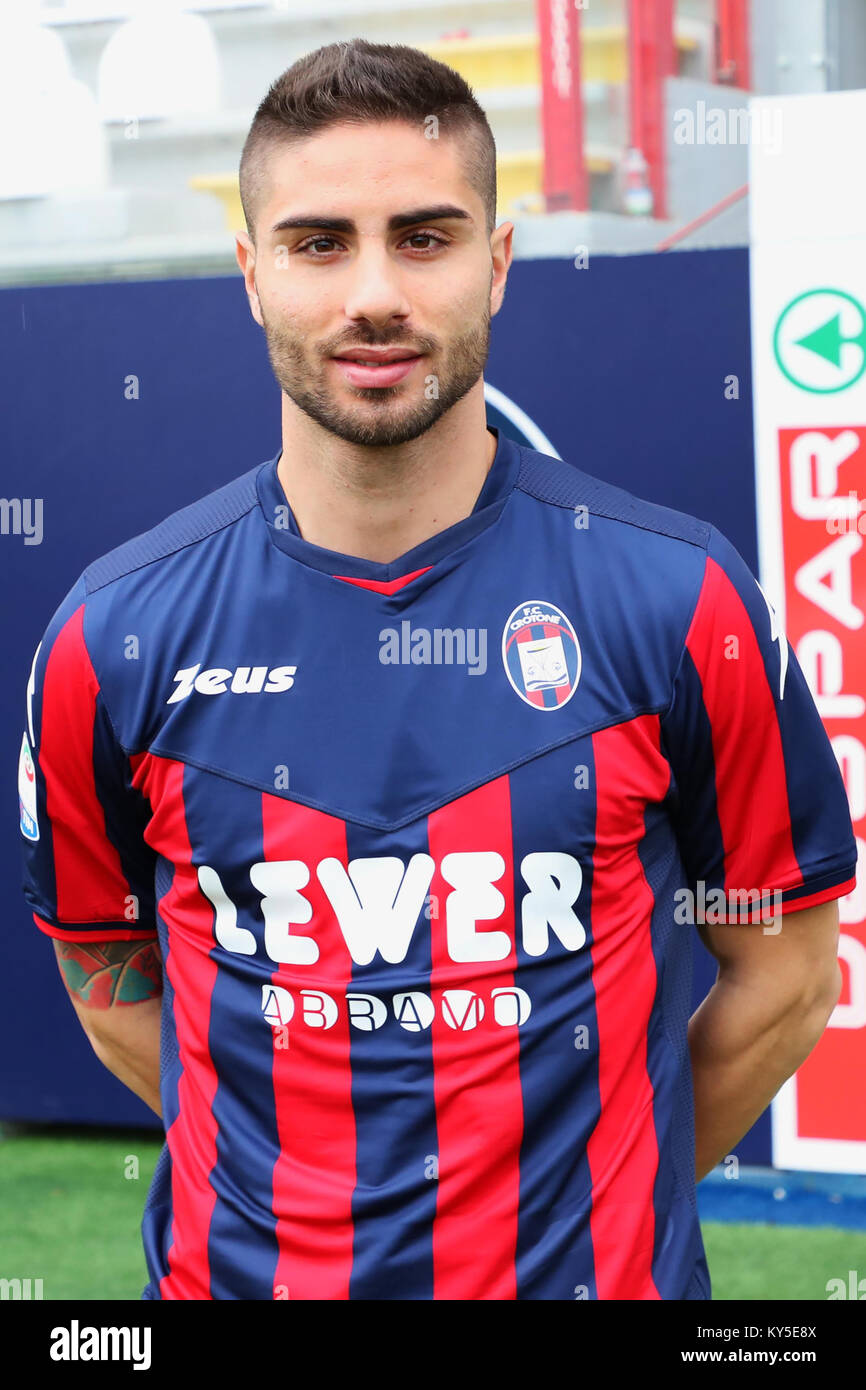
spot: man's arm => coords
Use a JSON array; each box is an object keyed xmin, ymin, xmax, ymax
[
  {"xmin": 688, "ymin": 898, "xmax": 841, "ymax": 1182},
  {"xmin": 53, "ymin": 938, "xmax": 164, "ymax": 1120}
]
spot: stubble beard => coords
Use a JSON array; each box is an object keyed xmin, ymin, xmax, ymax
[{"xmin": 259, "ymin": 297, "xmax": 493, "ymax": 449}]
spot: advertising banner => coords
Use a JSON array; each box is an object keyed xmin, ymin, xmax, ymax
[{"xmin": 750, "ymin": 90, "xmax": 866, "ymax": 1171}]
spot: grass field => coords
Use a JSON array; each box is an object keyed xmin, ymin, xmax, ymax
[{"xmin": 2, "ymin": 1127, "xmax": 865, "ymax": 1300}]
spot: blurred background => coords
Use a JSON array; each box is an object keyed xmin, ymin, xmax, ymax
[{"xmin": 1, "ymin": 0, "xmax": 865, "ymax": 1300}]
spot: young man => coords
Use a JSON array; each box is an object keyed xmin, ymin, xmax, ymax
[{"xmin": 20, "ymin": 40, "xmax": 857, "ymax": 1301}]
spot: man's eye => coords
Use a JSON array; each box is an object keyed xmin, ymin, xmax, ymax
[
  {"xmin": 298, "ymin": 237, "xmax": 340, "ymax": 255},
  {"xmin": 404, "ymin": 232, "xmax": 447, "ymax": 251}
]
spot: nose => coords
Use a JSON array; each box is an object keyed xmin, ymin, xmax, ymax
[{"xmin": 341, "ymin": 241, "xmax": 412, "ymax": 326}]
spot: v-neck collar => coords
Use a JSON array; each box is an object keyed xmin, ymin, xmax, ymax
[{"xmin": 255, "ymin": 425, "xmax": 520, "ymax": 585}]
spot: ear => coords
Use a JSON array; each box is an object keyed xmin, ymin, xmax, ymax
[
  {"xmin": 236, "ymin": 232, "xmax": 264, "ymax": 328},
  {"xmin": 490, "ymin": 221, "xmax": 513, "ymax": 317}
]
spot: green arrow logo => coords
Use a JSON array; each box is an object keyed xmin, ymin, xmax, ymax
[{"xmin": 774, "ymin": 288, "xmax": 866, "ymax": 393}]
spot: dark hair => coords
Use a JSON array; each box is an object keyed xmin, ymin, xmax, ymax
[{"xmin": 239, "ymin": 38, "xmax": 497, "ymax": 244}]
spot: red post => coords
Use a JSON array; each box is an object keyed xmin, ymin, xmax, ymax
[
  {"xmin": 535, "ymin": 0, "xmax": 589, "ymax": 212},
  {"xmin": 627, "ymin": 0, "xmax": 675, "ymax": 221},
  {"xmin": 716, "ymin": 0, "xmax": 751, "ymax": 88}
]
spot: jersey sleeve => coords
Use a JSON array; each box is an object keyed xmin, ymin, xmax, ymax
[
  {"xmin": 660, "ymin": 525, "xmax": 857, "ymax": 921},
  {"xmin": 19, "ymin": 573, "xmax": 159, "ymax": 942}
]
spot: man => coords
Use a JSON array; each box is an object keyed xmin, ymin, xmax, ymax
[{"xmin": 20, "ymin": 39, "xmax": 857, "ymax": 1301}]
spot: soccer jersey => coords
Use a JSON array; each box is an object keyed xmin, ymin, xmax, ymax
[{"xmin": 19, "ymin": 426, "xmax": 857, "ymax": 1301}]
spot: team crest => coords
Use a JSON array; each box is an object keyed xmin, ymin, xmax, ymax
[
  {"xmin": 501, "ymin": 601, "xmax": 581, "ymax": 710},
  {"xmin": 19, "ymin": 730, "xmax": 39, "ymax": 840}
]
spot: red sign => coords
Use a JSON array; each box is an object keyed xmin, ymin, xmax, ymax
[{"xmin": 778, "ymin": 425, "xmax": 866, "ymax": 1146}]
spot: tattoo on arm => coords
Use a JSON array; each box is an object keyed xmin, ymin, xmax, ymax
[{"xmin": 56, "ymin": 940, "xmax": 163, "ymax": 1008}]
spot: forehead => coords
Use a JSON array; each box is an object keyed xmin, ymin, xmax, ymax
[{"xmin": 260, "ymin": 120, "xmax": 478, "ymax": 226}]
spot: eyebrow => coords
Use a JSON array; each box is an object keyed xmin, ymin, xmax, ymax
[{"xmin": 270, "ymin": 204, "xmax": 473, "ymax": 235}]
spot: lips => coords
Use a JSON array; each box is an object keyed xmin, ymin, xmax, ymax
[{"xmin": 331, "ymin": 354, "xmax": 423, "ymax": 387}]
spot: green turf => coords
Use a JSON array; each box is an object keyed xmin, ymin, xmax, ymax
[
  {"xmin": 702, "ymin": 1221, "xmax": 866, "ymax": 1300},
  {"xmin": 0, "ymin": 1127, "xmax": 162, "ymax": 1300},
  {"xmin": 2, "ymin": 1127, "xmax": 865, "ymax": 1299}
]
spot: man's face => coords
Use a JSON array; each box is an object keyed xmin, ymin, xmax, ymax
[{"xmin": 238, "ymin": 120, "xmax": 510, "ymax": 449}]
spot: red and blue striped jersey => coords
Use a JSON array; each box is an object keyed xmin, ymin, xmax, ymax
[{"xmin": 19, "ymin": 427, "xmax": 857, "ymax": 1300}]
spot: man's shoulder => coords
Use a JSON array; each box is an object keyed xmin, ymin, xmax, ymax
[
  {"xmin": 512, "ymin": 444, "xmax": 712, "ymax": 552},
  {"xmin": 82, "ymin": 458, "xmax": 266, "ymax": 597}
]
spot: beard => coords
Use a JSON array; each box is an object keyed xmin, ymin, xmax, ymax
[{"xmin": 258, "ymin": 290, "xmax": 493, "ymax": 449}]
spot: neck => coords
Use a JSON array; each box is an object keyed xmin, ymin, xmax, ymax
[{"xmin": 275, "ymin": 391, "xmax": 497, "ymax": 564}]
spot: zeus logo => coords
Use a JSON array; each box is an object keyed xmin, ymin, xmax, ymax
[
  {"xmin": 167, "ymin": 663, "xmax": 297, "ymax": 704},
  {"xmin": 198, "ymin": 851, "xmax": 586, "ymax": 966}
]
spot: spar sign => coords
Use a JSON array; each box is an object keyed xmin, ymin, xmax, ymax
[
  {"xmin": 774, "ymin": 425, "xmax": 866, "ymax": 1166},
  {"xmin": 750, "ymin": 92, "xmax": 866, "ymax": 1172}
]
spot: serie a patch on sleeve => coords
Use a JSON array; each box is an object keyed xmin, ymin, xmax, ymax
[{"xmin": 18, "ymin": 729, "xmax": 38, "ymax": 842}]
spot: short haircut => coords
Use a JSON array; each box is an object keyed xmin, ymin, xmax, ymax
[{"xmin": 239, "ymin": 38, "xmax": 498, "ymax": 244}]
